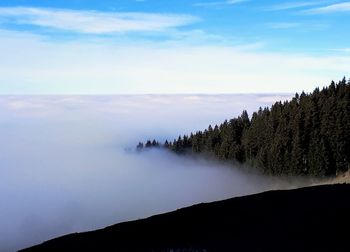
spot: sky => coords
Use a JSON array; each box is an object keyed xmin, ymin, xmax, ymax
[{"xmin": 0, "ymin": 0, "xmax": 349, "ymax": 94}]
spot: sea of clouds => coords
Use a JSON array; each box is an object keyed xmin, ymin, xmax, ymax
[{"xmin": 0, "ymin": 94, "xmax": 314, "ymax": 251}]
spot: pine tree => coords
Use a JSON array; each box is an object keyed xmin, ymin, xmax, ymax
[{"xmin": 141, "ymin": 79, "xmax": 350, "ymax": 176}]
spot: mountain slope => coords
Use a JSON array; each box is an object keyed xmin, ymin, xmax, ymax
[{"xmin": 21, "ymin": 184, "xmax": 350, "ymax": 252}]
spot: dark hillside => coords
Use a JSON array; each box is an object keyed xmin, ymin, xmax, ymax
[{"xmin": 21, "ymin": 184, "xmax": 350, "ymax": 252}]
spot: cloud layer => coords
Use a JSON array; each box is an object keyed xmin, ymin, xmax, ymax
[
  {"xmin": 0, "ymin": 29, "xmax": 348, "ymax": 94},
  {"xmin": 0, "ymin": 7, "xmax": 198, "ymax": 34},
  {"xmin": 1, "ymin": 94, "xmax": 314, "ymax": 251}
]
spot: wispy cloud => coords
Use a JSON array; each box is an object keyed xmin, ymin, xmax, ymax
[
  {"xmin": 306, "ymin": 2, "xmax": 350, "ymax": 14},
  {"xmin": 0, "ymin": 7, "xmax": 199, "ymax": 34},
  {"xmin": 330, "ymin": 48, "xmax": 350, "ymax": 53},
  {"xmin": 267, "ymin": 22, "xmax": 329, "ymax": 30},
  {"xmin": 194, "ymin": 0, "xmax": 247, "ymax": 7},
  {"xmin": 0, "ymin": 29, "xmax": 349, "ymax": 94},
  {"xmin": 267, "ymin": 1, "xmax": 331, "ymax": 11}
]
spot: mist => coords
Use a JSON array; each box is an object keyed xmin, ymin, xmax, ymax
[{"xmin": 0, "ymin": 94, "xmax": 312, "ymax": 251}]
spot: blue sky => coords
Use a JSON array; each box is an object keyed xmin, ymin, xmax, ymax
[{"xmin": 0, "ymin": 0, "xmax": 349, "ymax": 94}]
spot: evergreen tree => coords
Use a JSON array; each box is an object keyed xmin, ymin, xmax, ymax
[{"xmin": 138, "ymin": 79, "xmax": 350, "ymax": 177}]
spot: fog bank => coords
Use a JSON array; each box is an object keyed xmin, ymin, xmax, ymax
[{"xmin": 0, "ymin": 94, "xmax": 311, "ymax": 251}]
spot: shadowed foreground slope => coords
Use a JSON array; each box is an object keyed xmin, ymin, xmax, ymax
[{"xmin": 21, "ymin": 184, "xmax": 350, "ymax": 252}]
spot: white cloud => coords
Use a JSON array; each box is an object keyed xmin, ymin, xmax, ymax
[
  {"xmin": 226, "ymin": 0, "xmax": 248, "ymax": 4},
  {"xmin": 0, "ymin": 29, "xmax": 349, "ymax": 95},
  {"xmin": 267, "ymin": 1, "xmax": 331, "ymax": 11},
  {"xmin": 257, "ymin": 95, "xmax": 294, "ymax": 104},
  {"xmin": 267, "ymin": 22, "xmax": 329, "ymax": 30},
  {"xmin": 330, "ymin": 48, "xmax": 350, "ymax": 53},
  {"xmin": 194, "ymin": 0, "xmax": 247, "ymax": 7},
  {"xmin": 306, "ymin": 2, "xmax": 350, "ymax": 14},
  {"xmin": 0, "ymin": 7, "xmax": 199, "ymax": 34}
]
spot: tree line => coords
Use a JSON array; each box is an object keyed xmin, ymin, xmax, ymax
[{"xmin": 137, "ymin": 78, "xmax": 350, "ymax": 176}]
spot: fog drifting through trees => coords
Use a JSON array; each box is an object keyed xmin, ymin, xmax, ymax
[{"xmin": 0, "ymin": 94, "xmax": 314, "ymax": 251}]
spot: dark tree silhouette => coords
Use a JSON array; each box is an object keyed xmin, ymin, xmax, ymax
[{"xmin": 138, "ymin": 78, "xmax": 350, "ymax": 176}]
